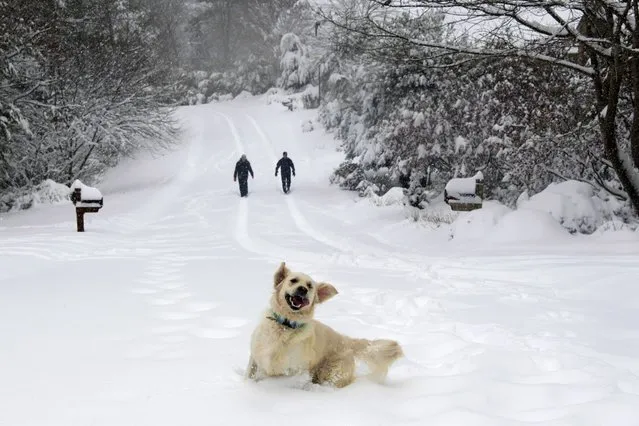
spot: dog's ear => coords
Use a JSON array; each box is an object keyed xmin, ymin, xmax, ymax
[
  {"xmin": 316, "ymin": 282, "xmax": 338, "ymax": 303},
  {"xmin": 273, "ymin": 262, "xmax": 290, "ymax": 287}
]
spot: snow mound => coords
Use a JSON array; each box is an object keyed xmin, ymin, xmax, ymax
[
  {"xmin": 0, "ymin": 179, "xmax": 71, "ymax": 212},
  {"xmin": 265, "ymin": 87, "xmax": 286, "ymax": 105},
  {"xmin": 368, "ymin": 187, "xmax": 405, "ymax": 207},
  {"xmin": 487, "ymin": 209, "xmax": 570, "ymax": 243},
  {"xmin": 35, "ymin": 179, "xmax": 71, "ymax": 204},
  {"xmin": 194, "ymin": 93, "xmax": 206, "ymax": 105},
  {"xmin": 234, "ymin": 90, "xmax": 253, "ymax": 100},
  {"xmin": 517, "ymin": 180, "xmax": 613, "ymax": 234},
  {"xmin": 411, "ymin": 200, "xmax": 459, "ymax": 225},
  {"xmin": 448, "ymin": 201, "xmax": 512, "ymax": 241},
  {"xmin": 301, "ymin": 120, "xmax": 314, "ymax": 133}
]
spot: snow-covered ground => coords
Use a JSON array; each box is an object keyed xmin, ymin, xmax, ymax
[{"xmin": 2, "ymin": 96, "xmax": 639, "ymax": 426}]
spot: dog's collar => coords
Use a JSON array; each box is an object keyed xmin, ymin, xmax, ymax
[{"xmin": 267, "ymin": 311, "xmax": 305, "ymax": 330}]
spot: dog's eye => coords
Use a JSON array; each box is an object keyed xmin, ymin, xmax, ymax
[
  {"xmin": 290, "ymin": 278, "xmax": 299, "ymax": 284},
  {"xmin": 307, "ymin": 282, "xmax": 313, "ymax": 289}
]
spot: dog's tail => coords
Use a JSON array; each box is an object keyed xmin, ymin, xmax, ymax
[{"xmin": 349, "ymin": 337, "xmax": 404, "ymax": 382}]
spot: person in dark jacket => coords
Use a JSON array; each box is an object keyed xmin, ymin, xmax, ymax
[
  {"xmin": 275, "ymin": 151, "xmax": 295, "ymax": 193},
  {"xmin": 234, "ymin": 154, "xmax": 254, "ymax": 197}
]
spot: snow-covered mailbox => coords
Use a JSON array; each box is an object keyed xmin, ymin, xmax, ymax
[
  {"xmin": 69, "ymin": 179, "xmax": 103, "ymax": 232},
  {"xmin": 444, "ymin": 171, "xmax": 484, "ymax": 212}
]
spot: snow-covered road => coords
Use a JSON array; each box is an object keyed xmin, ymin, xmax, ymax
[{"xmin": 2, "ymin": 98, "xmax": 639, "ymax": 426}]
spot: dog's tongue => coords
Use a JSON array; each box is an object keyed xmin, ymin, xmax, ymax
[{"xmin": 292, "ymin": 296, "xmax": 309, "ymax": 308}]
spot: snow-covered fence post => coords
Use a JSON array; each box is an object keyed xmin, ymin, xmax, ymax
[
  {"xmin": 444, "ymin": 172, "xmax": 484, "ymax": 212},
  {"xmin": 69, "ymin": 180, "xmax": 103, "ymax": 232}
]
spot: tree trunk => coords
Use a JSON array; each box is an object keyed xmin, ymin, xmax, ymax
[
  {"xmin": 599, "ymin": 55, "xmax": 639, "ymax": 215},
  {"xmin": 631, "ymin": 0, "xmax": 639, "ymax": 169},
  {"xmin": 631, "ymin": 54, "xmax": 639, "ymax": 169},
  {"xmin": 602, "ymin": 122, "xmax": 639, "ymax": 215},
  {"xmin": 631, "ymin": 97, "xmax": 639, "ymax": 169}
]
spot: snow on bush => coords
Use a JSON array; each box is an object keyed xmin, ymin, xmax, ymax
[
  {"xmin": 406, "ymin": 198, "xmax": 459, "ymax": 225},
  {"xmin": 367, "ymin": 187, "xmax": 405, "ymax": 207},
  {"xmin": 301, "ymin": 120, "xmax": 314, "ymax": 133},
  {"xmin": 319, "ymin": 11, "xmax": 603, "ymax": 210},
  {"xmin": 300, "ymin": 84, "xmax": 319, "ymax": 109},
  {"xmin": 594, "ymin": 220, "xmax": 638, "ymax": 236},
  {"xmin": 180, "ymin": 57, "xmax": 278, "ymax": 106},
  {"xmin": 266, "ymin": 87, "xmax": 286, "ymax": 105},
  {"xmin": 234, "ymin": 90, "xmax": 253, "ymax": 100},
  {"xmin": 279, "ymin": 33, "xmax": 312, "ymax": 91},
  {"xmin": 516, "ymin": 180, "xmax": 618, "ymax": 234},
  {"xmin": 0, "ymin": 179, "xmax": 71, "ymax": 212}
]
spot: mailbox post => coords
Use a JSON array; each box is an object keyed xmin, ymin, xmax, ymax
[{"xmin": 69, "ymin": 180, "xmax": 103, "ymax": 232}]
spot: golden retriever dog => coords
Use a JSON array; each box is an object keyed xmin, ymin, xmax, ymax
[{"xmin": 246, "ymin": 262, "xmax": 404, "ymax": 388}]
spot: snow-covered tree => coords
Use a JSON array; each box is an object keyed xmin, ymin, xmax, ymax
[
  {"xmin": 279, "ymin": 33, "xmax": 313, "ymax": 90},
  {"xmin": 317, "ymin": 0, "xmax": 639, "ymax": 214},
  {"xmin": 0, "ymin": 0, "xmax": 178, "ymax": 208},
  {"xmin": 318, "ymin": 6, "xmax": 603, "ymax": 209}
]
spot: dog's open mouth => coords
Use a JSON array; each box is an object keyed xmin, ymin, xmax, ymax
[{"xmin": 285, "ymin": 293, "xmax": 310, "ymax": 310}]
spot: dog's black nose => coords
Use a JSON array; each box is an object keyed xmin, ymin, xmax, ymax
[{"xmin": 295, "ymin": 286, "xmax": 308, "ymax": 296}]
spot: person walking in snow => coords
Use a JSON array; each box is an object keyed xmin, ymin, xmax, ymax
[
  {"xmin": 275, "ymin": 151, "xmax": 295, "ymax": 194},
  {"xmin": 234, "ymin": 154, "xmax": 254, "ymax": 197}
]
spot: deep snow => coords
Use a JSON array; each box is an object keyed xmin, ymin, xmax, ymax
[{"xmin": 2, "ymin": 95, "xmax": 639, "ymax": 426}]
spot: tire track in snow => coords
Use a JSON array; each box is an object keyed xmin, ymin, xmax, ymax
[
  {"xmin": 245, "ymin": 113, "xmax": 352, "ymax": 252},
  {"xmin": 108, "ymin": 112, "xmax": 210, "ymax": 233},
  {"xmin": 216, "ymin": 110, "xmax": 316, "ymax": 263},
  {"xmin": 215, "ymin": 111, "xmax": 256, "ymax": 256},
  {"xmin": 105, "ymin": 109, "xmax": 233, "ymax": 234},
  {"xmin": 215, "ymin": 110, "xmax": 370, "ymax": 267}
]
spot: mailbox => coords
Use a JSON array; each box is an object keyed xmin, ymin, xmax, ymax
[
  {"xmin": 69, "ymin": 180, "xmax": 103, "ymax": 232},
  {"xmin": 444, "ymin": 171, "xmax": 484, "ymax": 212}
]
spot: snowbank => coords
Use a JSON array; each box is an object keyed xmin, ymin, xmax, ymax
[
  {"xmin": 443, "ymin": 181, "xmax": 633, "ymax": 242},
  {"xmin": 447, "ymin": 201, "xmax": 512, "ymax": 241},
  {"xmin": 486, "ymin": 209, "xmax": 570, "ymax": 243},
  {"xmin": 363, "ymin": 179, "xmax": 636, "ymax": 244},
  {"xmin": 517, "ymin": 181, "xmax": 624, "ymax": 234}
]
